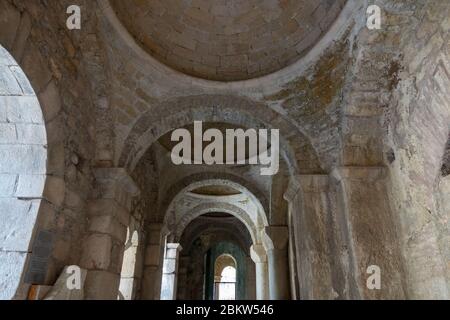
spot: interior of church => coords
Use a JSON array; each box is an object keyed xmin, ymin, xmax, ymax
[{"xmin": 0, "ymin": 0, "xmax": 449, "ymax": 301}]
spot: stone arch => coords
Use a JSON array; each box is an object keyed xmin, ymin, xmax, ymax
[
  {"xmin": 170, "ymin": 202, "xmax": 261, "ymax": 245},
  {"xmin": 0, "ymin": 45, "xmax": 48, "ymax": 299},
  {"xmin": 117, "ymin": 94, "xmax": 324, "ymax": 175},
  {"xmin": 160, "ymin": 172, "xmax": 269, "ymax": 222},
  {"xmin": 176, "ymin": 215, "xmax": 254, "ymax": 300},
  {"xmin": 180, "ymin": 217, "xmax": 252, "ymax": 256},
  {"xmin": 0, "ymin": 7, "xmax": 66, "ymax": 298},
  {"xmin": 215, "ymin": 254, "xmax": 237, "ymax": 281}
]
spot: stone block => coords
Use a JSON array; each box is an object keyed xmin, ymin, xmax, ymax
[
  {"xmin": 0, "ymin": 198, "xmax": 40, "ymax": 251},
  {"xmin": 0, "ymin": 65, "xmax": 22, "ymax": 95},
  {"xmin": 109, "ymin": 242, "xmax": 125, "ymax": 274},
  {"xmin": 80, "ymin": 234, "xmax": 112, "ymax": 270},
  {"xmin": 134, "ymin": 248, "xmax": 144, "ymax": 279},
  {"xmin": 0, "ymin": 123, "xmax": 16, "ymax": 143},
  {"xmin": 84, "ymin": 270, "xmax": 120, "ymax": 300},
  {"xmin": 20, "ymin": 42, "xmax": 52, "ymax": 93},
  {"xmin": 160, "ymin": 273, "xmax": 176, "ymax": 300},
  {"xmin": 0, "ymin": 42, "xmax": 17, "ymax": 66},
  {"xmin": 120, "ymin": 246, "xmax": 138, "ymax": 278},
  {"xmin": 118, "ymin": 277, "xmax": 137, "ymax": 300},
  {"xmin": 3, "ymin": 96, "xmax": 43, "ymax": 124},
  {"xmin": 45, "ymin": 115, "xmax": 65, "ymax": 144},
  {"xmin": 15, "ymin": 174, "xmax": 46, "ymax": 198},
  {"xmin": 0, "ymin": 251, "xmax": 28, "ymax": 300},
  {"xmin": 162, "ymin": 259, "xmax": 177, "ymax": 274},
  {"xmin": 144, "ymin": 245, "xmax": 161, "ymax": 266},
  {"xmin": 0, "ymin": 1, "xmax": 20, "ymax": 49},
  {"xmin": 10, "ymin": 65, "xmax": 34, "ymax": 95},
  {"xmin": 0, "ymin": 174, "xmax": 17, "ymax": 197},
  {"xmin": 47, "ymin": 142, "xmax": 65, "ymax": 176},
  {"xmin": 43, "ymin": 176, "xmax": 65, "ymax": 207},
  {"xmin": 89, "ymin": 215, "xmax": 127, "ymax": 243},
  {"xmin": 52, "ymin": 239, "xmax": 71, "ymax": 262},
  {"xmin": 11, "ymin": 12, "xmax": 32, "ymax": 62},
  {"xmin": 38, "ymin": 80, "xmax": 61, "ymax": 122},
  {"xmin": 88, "ymin": 199, "xmax": 130, "ymax": 226},
  {"xmin": 15, "ymin": 124, "xmax": 46, "ymax": 144}
]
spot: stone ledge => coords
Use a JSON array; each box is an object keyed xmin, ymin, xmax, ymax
[{"xmin": 331, "ymin": 166, "xmax": 388, "ymax": 182}]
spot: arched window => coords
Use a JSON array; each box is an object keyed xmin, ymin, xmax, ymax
[{"xmin": 214, "ymin": 254, "xmax": 237, "ymax": 300}]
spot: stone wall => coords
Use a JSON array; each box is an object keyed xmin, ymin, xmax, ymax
[
  {"xmin": 379, "ymin": 0, "xmax": 450, "ymax": 299},
  {"xmin": 0, "ymin": 0, "xmax": 102, "ymax": 298},
  {"xmin": 0, "ymin": 0, "xmax": 448, "ymax": 300}
]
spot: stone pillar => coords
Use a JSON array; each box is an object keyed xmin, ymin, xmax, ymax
[
  {"xmin": 332, "ymin": 167, "xmax": 405, "ymax": 299},
  {"xmin": 284, "ymin": 175, "xmax": 334, "ymax": 300},
  {"xmin": 141, "ymin": 223, "xmax": 166, "ymax": 300},
  {"xmin": 176, "ymin": 256, "xmax": 189, "ymax": 300},
  {"xmin": 264, "ymin": 226, "xmax": 290, "ymax": 300},
  {"xmin": 160, "ymin": 243, "xmax": 182, "ymax": 300},
  {"xmin": 81, "ymin": 168, "xmax": 139, "ymax": 300},
  {"xmin": 250, "ymin": 244, "xmax": 269, "ymax": 300},
  {"xmin": 246, "ymin": 255, "xmax": 257, "ymax": 300}
]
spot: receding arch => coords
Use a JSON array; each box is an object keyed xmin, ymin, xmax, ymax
[
  {"xmin": 170, "ymin": 202, "xmax": 260, "ymax": 244},
  {"xmin": 160, "ymin": 172, "xmax": 269, "ymax": 223},
  {"xmin": 117, "ymin": 95, "xmax": 324, "ymax": 175}
]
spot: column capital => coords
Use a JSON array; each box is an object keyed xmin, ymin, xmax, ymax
[
  {"xmin": 284, "ymin": 175, "xmax": 329, "ymax": 201},
  {"xmin": 93, "ymin": 167, "xmax": 140, "ymax": 197},
  {"xmin": 166, "ymin": 243, "xmax": 183, "ymax": 252},
  {"xmin": 250, "ymin": 244, "xmax": 267, "ymax": 263},
  {"xmin": 263, "ymin": 226, "xmax": 289, "ymax": 251},
  {"xmin": 331, "ymin": 166, "xmax": 387, "ymax": 183}
]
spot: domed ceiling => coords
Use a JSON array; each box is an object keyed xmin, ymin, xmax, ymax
[{"xmin": 109, "ymin": 0, "xmax": 346, "ymax": 81}]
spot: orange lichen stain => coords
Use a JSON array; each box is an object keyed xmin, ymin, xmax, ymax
[{"xmin": 265, "ymin": 37, "xmax": 350, "ymax": 119}]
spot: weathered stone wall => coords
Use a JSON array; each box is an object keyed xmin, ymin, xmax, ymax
[
  {"xmin": 0, "ymin": 0, "xmax": 448, "ymax": 300},
  {"xmin": 378, "ymin": 0, "xmax": 450, "ymax": 299},
  {"xmin": 0, "ymin": 0, "xmax": 104, "ymax": 298},
  {"xmin": 335, "ymin": 0, "xmax": 449, "ymax": 299},
  {"xmin": 0, "ymin": 44, "xmax": 47, "ymax": 299}
]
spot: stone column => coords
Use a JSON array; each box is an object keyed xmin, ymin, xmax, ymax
[
  {"xmin": 246, "ymin": 255, "xmax": 257, "ymax": 300},
  {"xmin": 141, "ymin": 223, "xmax": 166, "ymax": 300},
  {"xmin": 81, "ymin": 168, "xmax": 139, "ymax": 300},
  {"xmin": 264, "ymin": 226, "xmax": 290, "ymax": 300},
  {"xmin": 176, "ymin": 256, "xmax": 189, "ymax": 299},
  {"xmin": 250, "ymin": 244, "xmax": 269, "ymax": 300},
  {"xmin": 160, "ymin": 243, "xmax": 182, "ymax": 300},
  {"xmin": 284, "ymin": 175, "xmax": 334, "ymax": 300},
  {"xmin": 332, "ymin": 167, "xmax": 405, "ymax": 299}
]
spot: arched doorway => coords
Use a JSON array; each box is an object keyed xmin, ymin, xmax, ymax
[{"xmin": 0, "ymin": 45, "xmax": 47, "ymax": 299}]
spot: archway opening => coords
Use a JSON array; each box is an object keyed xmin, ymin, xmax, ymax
[
  {"xmin": 118, "ymin": 228, "xmax": 140, "ymax": 300},
  {"xmin": 0, "ymin": 44, "xmax": 47, "ymax": 300},
  {"xmin": 214, "ymin": 255, "xmax": 237, "ymax": 301}
]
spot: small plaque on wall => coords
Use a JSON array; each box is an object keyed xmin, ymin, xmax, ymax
[{"xmin": 24, "ymin": 230, "xmax": 54, "ymax": 284}]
